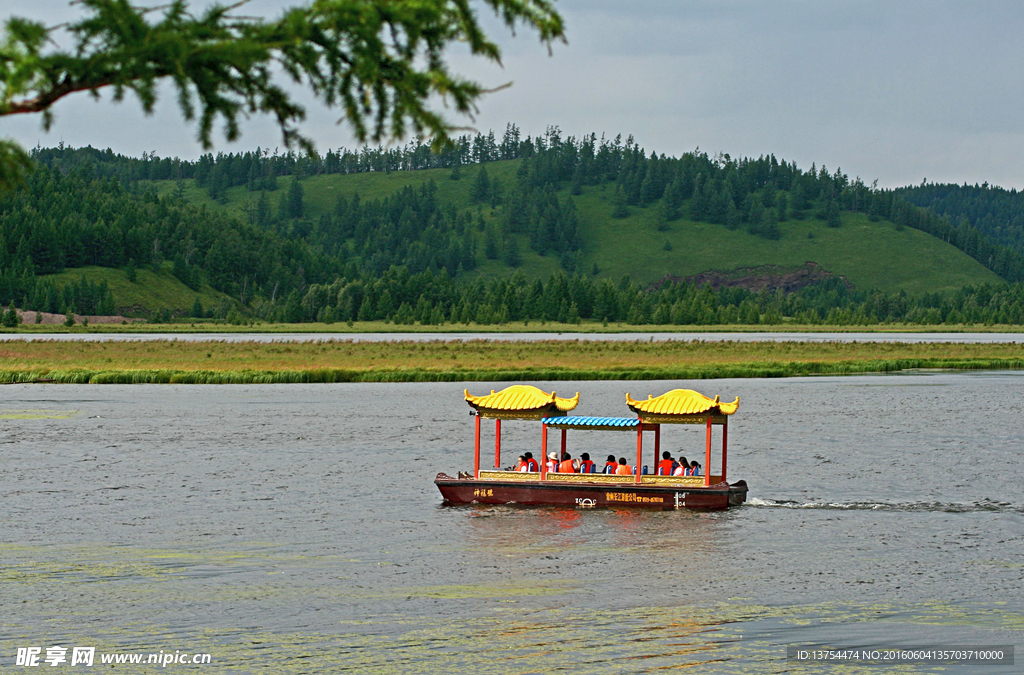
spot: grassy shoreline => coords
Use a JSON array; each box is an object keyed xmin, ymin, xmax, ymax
[
  {"xmin": 1, "ymin": 339, "xmax": 1022, "ymax": 384},
  {"xmin": 3, "ymin": 320, "xmax": 1024, "ymax": 334}
]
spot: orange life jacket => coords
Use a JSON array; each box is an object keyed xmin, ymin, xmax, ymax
[
  {"xmin": 657, "ymin": 459, "xmax": 674, "ymax": 476},
  {"xmin": 604, "ymin": 462, "xmax": 617, "ymax": 474},
  {"xmin": 579, "ymin": 460, "xmax": 596, "ymax": 473},
  {"xmin": 615, "ymin": 464, "xmax": 632, "ymax": 476},
  {"xmin": 525, "ymin": 458, "xmax": 539, "ymax": 472},
  {"xmin": 558, "ymin": 459, "xmax": 575, "ymax": 473}
]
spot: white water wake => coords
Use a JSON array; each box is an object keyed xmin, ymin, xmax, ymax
[{"xmin": 746, "ymin": 497, "xmax": 1023, "ymax": 513}]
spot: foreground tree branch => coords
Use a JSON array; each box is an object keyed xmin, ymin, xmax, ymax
[{"xmin": 0, "ymin": 0, "xmax": 564, "ymax": 189}]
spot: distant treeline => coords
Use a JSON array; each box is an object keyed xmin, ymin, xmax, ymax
[
  {"xmin": 278, "ymin": 269, "xmax": 1024, "ymax": 326},
  {"xmin": 897, "ymin": 182, "xmax": 1024, "ymax": 257},
  {"xmin": 32, "ymin": 125, "xmax": 528, "ymax": 185},
  {"xmin": 31, "ymin": 126, "xmax": 1024, "ymax": 283},
  {"xmin": 2, "ymin": 128, "xmax": 1021, "ymax": 322}
]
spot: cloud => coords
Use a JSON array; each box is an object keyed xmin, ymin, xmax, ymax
[{"xmin": 3, "ymin": 0, "xmax": 1024, "ymax": 187}]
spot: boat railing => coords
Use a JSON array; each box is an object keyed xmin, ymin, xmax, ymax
[{"xmin": 477, "ymin": 469, "xmax": 725, "ymax": 486}]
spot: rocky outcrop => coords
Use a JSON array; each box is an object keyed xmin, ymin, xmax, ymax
[
  {"xmin": 15, "ymin": 309, "xmax": 142, "ymax": 325},
  {"xmin": 651, "ymin": 262, "xmax": 850, "ymax": 293}
]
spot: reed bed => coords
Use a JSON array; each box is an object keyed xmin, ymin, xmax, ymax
[{"xmin": 1, "ymin": 338, "xmax": 1022, "ymax": 384}]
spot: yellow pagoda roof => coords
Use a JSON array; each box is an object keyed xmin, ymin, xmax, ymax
[
  {"xmin": 465, "ymin": 385, "xmax": 580, "ymax": 414},
  {"xmin": 626, "ymin": 389, "xmax": 739, "ymax": 416}
]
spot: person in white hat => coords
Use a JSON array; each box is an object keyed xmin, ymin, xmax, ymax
[{"xmin": 547, "ymin": 451, "xmax": 559, "ymax": 473}]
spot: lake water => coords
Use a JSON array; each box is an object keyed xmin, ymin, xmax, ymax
[
  {"xmin": 1, "ymin": 373, "xmax": 1022, "ymax": 673},
  {"xmin": 3, "ymin": 330, "xmax": 1024, "ymax": 343}
]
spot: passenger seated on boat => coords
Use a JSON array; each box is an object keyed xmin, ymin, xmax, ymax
[
  {"xmin": 579, "ymin": 453, "xmax": 596, "ymax": 474},
  {"xmin": 672, "ymin": 456, "xmax": 689, "ymax": 476},
  {"xmin": 523, "ymin": 452, "xmax": 539, "ymax": 472},
  {"xmin": 558, "ymin": 452, "xmax": 576, "ymax": 473},
  {"xmin": 689, "ymin": 460, "xmax": 702, "ymax": 476},
  {"xmin": 604, "ymin": 455, "xmax": 618, "ymax": 474},
  {"xmin": 547, "ymin": 452, "xmax": 560, "ymax": 472},
  {"xmin": 615, "ymin": 457, "xmax": 632, "ymax": 476},
  {"xmin": 657, "ymin": 451, "xmax": 675, "ymax": 476},
  {"xmin": 514, "ymin": 455, "xmax": 528, "ymax": 472}
]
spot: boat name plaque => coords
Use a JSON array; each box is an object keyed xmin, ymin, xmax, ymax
[{"xmin": 605, "ymin": 492, "xmax": 665, "ymax": 504}]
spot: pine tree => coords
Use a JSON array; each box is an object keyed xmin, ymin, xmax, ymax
[
  {"xmin": 656, "ymin": 200, "xmax": 671, "ymax": 231},
  {"xmin": 484, "ymin": 225, "xmax": 500, "ymax": 259},
  {"xmin": 690, "ymin": 174, "xmax": 708, "ymax": 221},
  {"xmin": 663, "ymin": 176, "xmax": 684, "ymax": 220},
  {"xmin": 639, "ymin": 173, "xmax": 655, "ymax": 207},
  {"xmin": 503, "ymin": 235, "xmax": 521, "ymax": 267},
  {"xmin": 470, "ymin": 165, "xmax": 491, "ymax": 202},
  {"xmin": 489, "ymin": 177, "xmax": 503, "ymax": 208},
  {"xmin": 570, "ymin": 165, "xmax": 583, "ymax": 195},
  {"xmin": 356, "ymin": 296, "xmax": 373, "ymax": 322},
  {"xmin": 776, "ymin": 192, "xmax": 789, "ymax": 222},
  {"xmin": 567, "ymin": 302, "xmax": 580, "ymax": 324},
  {"xmin": 1, "ymin": 302, "xmax": 19, "ymax": 327},
  {"xmin": 394, "ymin": 302, "xmax": 411, "ymax": 324},
  {"xmin": 826, "ymin": 199, "xmax": 842, "ymax": 228},
  {"xmin": 653, "ymin": 303, "xmax": 670, "ymax": 325},
  {"xmin": 255, "ymin": 191, "xmax": 272, "ymax": 227},
  {"xmin": 763, "ymin": 207, "xmax": 781, "ymax": 240},
  {"xmin": 746, "ymin": 195, "xmax": 766, "ymax": 236},
  {"xmin": 556, "ymin": 299, "xmax": 569, "ymax": 323},
  {"xmin": 762, "ymin": 182, "xmax": 777, "ymax": 212},
  {"xmin": 611, "ymin": 185, "xmax": 629, "ymax": 218},
  {"xmin": 725, "ymin": 201, "xmax": 742, "ymax": 230},
  {"xmin": 285, "ymin": 178, "xmax": 304, "ymax": 219}
]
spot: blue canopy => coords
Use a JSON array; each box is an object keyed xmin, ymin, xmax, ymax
[{"xmin": 541, "ymin": 416, "xmax": 640, "ymax": 431}]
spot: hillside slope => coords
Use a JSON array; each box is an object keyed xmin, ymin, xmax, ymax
[
  {"xmin": 41, "ymin": 265, "xmax": 233, "ymax": 316},
  {"xmin": 152, "ymin": 161, "xmax": 1000, "ymax": 294}
]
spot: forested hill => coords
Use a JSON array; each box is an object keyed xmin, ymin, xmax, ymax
[
  {"xmin": 897, "ymin": 182, "xmax": 1024, "ymax": 256},
  {"xmin": 2, "ymin": 128, "xmax": 1022, "ymax": 324}
]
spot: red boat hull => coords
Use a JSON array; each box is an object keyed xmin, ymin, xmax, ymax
[{"xmin": 435, "ymin": 473, "xmax": 748, "ymax": 510}]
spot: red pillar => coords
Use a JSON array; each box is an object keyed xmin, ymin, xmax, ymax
[
  {"xmin": 635, "ymin": 425, "xmax": 643, "ymax": 485},
  {"xmin": 704, "ymin": 415, "xmax": 712, "ymax": 487},
  {"xmin": 560, "ymin": 428, "xmax": 567, "ymax": 456},
  {"xmin": 494, "ymin": 418, "xmax": 502, "ymax": 469},
  {"xmin": 721, "ymin": 418, "xmax": 728, "ymax": 483},
  {"xmin": 474, "ymin": 414, "xmax": 481, "ymax": 479},
  {"xmin": 654, "ymin": 425, "xmax": 661, "ymax": 466},
  {"xmin": 541, "ymin": 423, "xmax": 548, "ymax": 481}
]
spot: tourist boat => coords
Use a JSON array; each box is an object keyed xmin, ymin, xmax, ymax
[{"xmin": 435, "ymin": 385, "xmax": 748, "ymax": 510}]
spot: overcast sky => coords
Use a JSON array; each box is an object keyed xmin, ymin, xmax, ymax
[{"xmin": 4, "ymin": 0, "xmax": 1024, "ymax": 189}]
